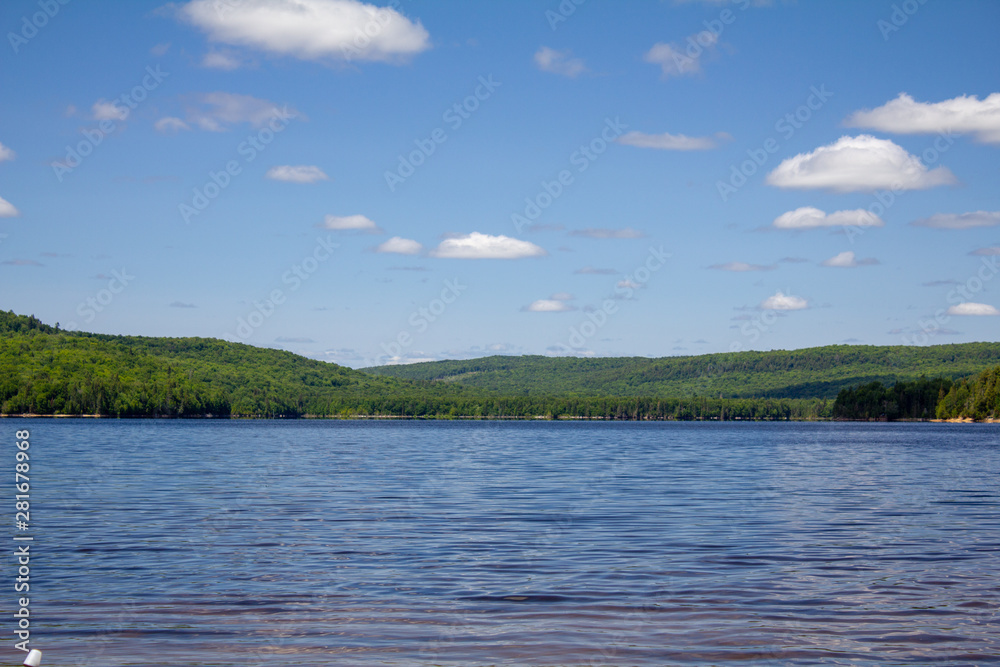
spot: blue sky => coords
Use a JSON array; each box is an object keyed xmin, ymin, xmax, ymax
[{"xmin": 1, "ymin": 0, "xmax": 999, "ymax": 367}]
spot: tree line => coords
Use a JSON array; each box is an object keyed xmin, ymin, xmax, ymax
[{"xmin": 1, "ymin": 311, "xmax": 996, "ymax": 421}]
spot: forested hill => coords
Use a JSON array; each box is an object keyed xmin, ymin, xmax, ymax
[
  {"xmin": 0, "ymin": 310, "xmax": 477, "ymax": 417},
  {"xmin": 361, "ymin": 344, "xmax": 1000, "ymax": 399}
]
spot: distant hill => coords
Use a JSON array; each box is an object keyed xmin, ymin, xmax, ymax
[
  {"xmin": 361, "ymin": 344, "xmax": 1000, "ymax": 399},
  {"xmin": 5, "ymin": 309, "xmax": 997, "ymax": 420}
]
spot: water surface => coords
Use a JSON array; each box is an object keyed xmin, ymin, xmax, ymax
[{"xmin": 18, "ymin": 420, "xmax": 1000, "ymax": 665}]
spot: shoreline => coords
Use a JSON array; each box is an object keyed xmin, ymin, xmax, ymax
[{"xmin": 2, "ymin": 413, "xmax": 996, "ymax": 423}]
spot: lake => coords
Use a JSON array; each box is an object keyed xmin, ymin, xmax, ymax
[{"xmin": 15, "ymin": 420, "xmax": 1000, "ymax": 665}]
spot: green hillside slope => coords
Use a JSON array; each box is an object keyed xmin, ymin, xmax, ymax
[
  {"xmin": 0, "ymin": 310, "xmax": 476, "ymax": 416},
  {"xmin": 361, "ymin": 344, "xmax": 1000, "ymax": 399}
]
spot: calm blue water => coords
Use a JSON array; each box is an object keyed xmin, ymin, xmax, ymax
[{"xmin": 11, "ymin": 420, "xmax": 1000, "ymax": 665}]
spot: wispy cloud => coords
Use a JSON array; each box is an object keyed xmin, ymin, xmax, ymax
[
  {"xmin": 569, "ymin": 227, "xmax": 645, "ymax": 239},
  {"xmin": 970, "ymin": 246, "xmax": 1000, "ymax": 256},
  {"xmin": 2, "ymin": 259, "xmax": 42, "ymax": 267},
  {"xmin": 0, "ymin": 142, "xmax": 15, "ymax": 162},
  {"xmin": 0, "ymin": 196, "xmax": 19, "ymax": 218},
  {"xmin": 92, "ymin": 99, "xmax": 128, "ymax": 121},
  {"xmin": 154, "ymin": 117, "xmax": 190, "ymax": 133},
  {"xmin": 644, "ymin": 32, "xmax": 718, "ymax": 79},
  {"xmin": 534, "ymin": 46, "xmax": 586, "ymax": 77},
  {"xmin": 574, "ymin": 266, "xmax": 617, "ymax": 275},
  {"xmin": 182, "ymin": 92, "xmax": 297, "ymax": 132},
  {"xmin": 617, "ymin": 130, "xmax": 729, "ymax": 150},
  {"xmin": 265, "ymin": 165, "xmax": 329, "ymax": 183},
  {"xmin": 820, "ymin": 251, "xmax": 878, "ymax": 268},
  {"xmin": 201, "ymin": 50, "xmax": 246, "ymax": 70},
  {"xmin": 910, "ymin": 211, "xmax": 1000, "ymax": 230},
  {"xmin": 709, "ymin": 261, "xmax": 776, "ymax": 272},
  {"xmin": 170, "ymin": 301, "xmax": 198, "ymax": 308},
  {"xmin": 766, "ymin": 135, "xmax": 957, "ymax": 192}
]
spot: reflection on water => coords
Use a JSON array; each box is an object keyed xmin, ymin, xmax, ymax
[{"xmin": 23, "ymin": 420, "xmax": 1000, "ymax": 665}]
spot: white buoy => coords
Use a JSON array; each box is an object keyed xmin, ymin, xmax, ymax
[{"xmin": 23, "ymin": 649, "xmax": 42, "ymax": 667}]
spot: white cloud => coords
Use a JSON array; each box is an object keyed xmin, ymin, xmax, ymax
[
  {"xmin": 947, "ymin": 302, "xmax": 1000, "ymax": 316},
  {"xmin": 179, "ymin": 0, "xmax": 430, "ymax": 64},
  {"xmin": 154, "ymin": 117, "xmax": 190, "ymax": 133},
  {"xmin": 570, "ymin": 227, "xmax": 645, "ymax": 239},
  {"xmin": 644, "ymin": 33, "xmax": 717, "ymax": 78},
  {"xmin": 319, "ymin": 214, "xmax": 381, "ymax": 232},
  {"xmin": 430, "ymin": 232, "xmax": 546, "ymax": 259},
  {"xmin": 525, "ymin": 300, "xmax": 574, "ymax": 312},
  {"xmin": 265, "ymin": 165, "xmax": 329, "ymax": 183},
  {"xmin": 844, "ymin": 93, "xmax": 1000, "ymax": 145},
  {"xmin": 184, "ymin": 92, "xmax": 297, "ymax": 132},
  {"xmin": 617, "ymin": 131, "xmax": 727, "ymax": 150},
  {"xmin": 765, "ymin": 135, "xmax": 957, "ymax": 192},
  {"xmin": 375, "ymin": 236, "xmax": 423, "ymax": 255},
  {"xmin": 910, "ymin": 211, "xmax": 1000, "ymax": 230},
  {"xmin": 0, "ymin": 142, "xmax": 15, "ymax": 162},
  {"xmin": 821, "ymin": 250, "xmax": 878, "ymax": 268},
  {"xmin": 92, "ymin": 99, "xmax": 128, "ymax": 121},
  {"xmin": 534, "ymin": 47, "xmax": 586, "ymax": 77},
  {"xmin": 202, "ymin": 50, "xmax": 244, "ymax": 70},
  {"xmin": 0, "ymin": 196, "xmax": 19, "ymax": 217},
  {"xmin": 709, "ymin": 261, "xmax": 775, "ymax": 272},
  {"xmin": 616, "ymin": 279, "xmax": 642, "ymax": 290},
  {"xmin": 150, "ymin": 42, "xmax": 171, "ymax": 56},
  {"xmin": 772, "ymin": 207, "xmax": 883, "ymax": 230},
  {"xmin": 761, "ymin": 291, "xmax": 807, "ymax": 310}
]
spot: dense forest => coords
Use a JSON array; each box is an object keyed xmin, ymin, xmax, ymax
[
  {"xmin": 935, "ymin": 365, "xmax": 1000, "ymax": 420},
  {"xmin": 363, "ymin": 344, "xmax": 1000, "ymax": 399},
  {"xmin": 0, "ymin": 311, "xmax": 996, "ymax": 420},
  {"xmin": 831, "ymin": 377, "xmax": 953, "ymax": 421}
]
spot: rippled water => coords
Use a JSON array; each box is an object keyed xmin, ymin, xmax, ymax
[{"xmin": 17, "ymin": 420, "xmax": 1000, "ymax": 665}]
